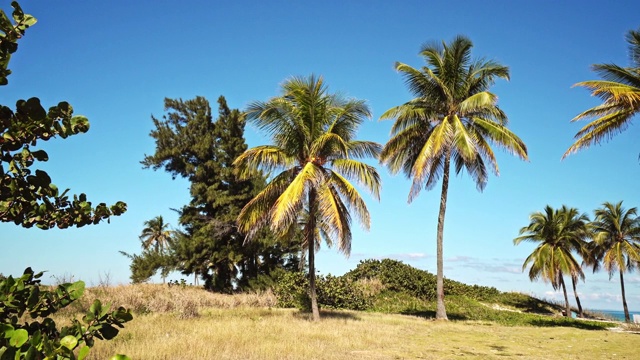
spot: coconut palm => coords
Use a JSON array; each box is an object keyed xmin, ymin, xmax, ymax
[
  {"xmin": 234, "ymin": 75, "xmax": 381, "ymax": 321},
  {"xmin": 514, "ymin": 206, "xmax": 590, "ymax": 317},
  {"xmin": 380, "ymin": 35, "xmax": 528, "ymax": 319},
  {"xmin": 589, "ymin": 201, "xmax": 640, "ymax": 322},
  {"xmin": 139, "ymin": 215, "xmax": 173, "ymax": 253},
  {"xmin": 564, "ymin": 29, "xmax": 640, "ymax": 158}
]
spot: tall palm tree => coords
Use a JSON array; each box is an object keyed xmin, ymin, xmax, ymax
[
  {"xmin": 564, "ymin": 29, "xmax": 640, "ymax": 158},
  {"xmin": 380, "ymin": 36, "xmax": 528, "ymax": 319},
  {"xmin": 139, "ymin": 215, "xmax": 173, "ymax": 253},
  {"xmin": 589, "ymin": 201, "xmax": 640, "ymax": 322},
  {"xmin": 514, "ymin": 206, "xmax": 589, "ymax": 317},
  {"xmin": 234, "ymin": 75, "xmax": 381, "ymax": 321}
]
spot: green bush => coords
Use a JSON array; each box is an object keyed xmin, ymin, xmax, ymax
[
  {"xmin": 346, "ymin": 259, "xmax": 500, "ymax": 301},
  {"xmin": 271, "ymin": 270, "xmax": 371, "ymax": 311},
  {"xmin": 0, "ymin": 268, "xmax": 132, "ymax": 360},
  {"xmin": 316, "ymin": 275, "xmax": 370, "ymax": 311}
]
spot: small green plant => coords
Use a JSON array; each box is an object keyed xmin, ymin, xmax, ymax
[
  {"xmin": 168, "ymin": 279, "xmax": 188, "ymax": 288},
  {"xmin": 0, "ymin": 268, "xmax": 133, "ymax": 359}
]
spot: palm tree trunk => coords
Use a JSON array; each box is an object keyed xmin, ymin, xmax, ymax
[
  {"xmin": 435, "ymin": 156, "xmax": 450, "ymax": 320},
  {"xmin": 620, "ymin": 270, "xmax": 630, "ymax": 322},
  {"xmin": 559, "ymin": 276, "xmax": 571, "ymax": 317},
  {"xmin": 307, "ymin": 188, "xmax": 320, "ymax": 321},
  {"xmin": 571, "ymin": 276, "xmax": 583, "ymax": 318}
]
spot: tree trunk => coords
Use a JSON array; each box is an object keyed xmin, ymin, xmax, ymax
[
  {"xmin": 571, "ymin": 276, "xmax": 583, "ymax": 318},
  {"xmin": 559, "ymin": 275, "xmax": 571, "ymax": 317},
  {"xmin": 307, "ymin": 188, "xmax": 320, "ymax": 321},
  {"xmin": 435, "ymin": 156, "xmax": 450, "ymax": 320},
  {"xmin": 620, "ymin": 270, "xmax": 630, "ymax": 322}
]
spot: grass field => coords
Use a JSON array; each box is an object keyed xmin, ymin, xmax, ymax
[
  {"xmin": 84, "ymin": 308, "xmax": 639, "ymax": 359},
  {"xmin": 54, "ymin": 284, "xmax": 640, "ymax": 359}
]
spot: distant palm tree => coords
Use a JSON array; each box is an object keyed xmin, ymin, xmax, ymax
[
  {"xmin": 139, "ymin": 216, "xmax": 172, "ymax": 253},
  {"xmin": 380, "ymin": 35, "xmax": 528, "ymax": 319},
  {"xmin": 234, "ymin": 75, "xmax": 381, "ymax": 321},
  {"xmin": 514, "ymin": 206, "xmax": 589, "ymax": 317},
  {"xmin": 564, "ymin": 29, "xmax": 640, "ymax": 158},
  {"xmin": 589, "ymin": 201, "xmax": 640, "ymax": 322}
]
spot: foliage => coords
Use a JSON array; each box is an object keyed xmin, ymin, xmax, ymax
[
  {"xmin": 0, "ymin": 2, "xmax": 126, "ymax": 229},
  {"xmin": 564, "ymin": 28, "xmax": 640, "ymax": 158},
  {"xmin": 235, "ymin": 74, "xmax": 381, "ymax": 320},
  {"xmin": 0, "ymin": 3, "xmax": 130, "ymax": 359},
  {"xmin": 513, "ymin": 205, "xmax": 590, "ymax": 317},
  {"xmin": 142, "ymin": 96, "xmax": 300, "ymax": 292},
  {"xmin": 0, "ymin": 268, "xmax": 132, "ymax": 360},
  {"xmin": 346, "ymin": 259, "xmax": 500, "ymax": 301},
  {"xmin": 270, "ymin": 269, "xmax": 370, "ymax": 311},
  {"xmin": 380, "ymin": 35, "xmax": 528, "ymax": 319},
  {"xmin": 588, "ymin": 201, "xmax": 640, "ymax": 322}
]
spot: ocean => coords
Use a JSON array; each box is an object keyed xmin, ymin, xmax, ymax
[{"xmin": 591, "ymin": 309, "xmax": 640, "ymax": 322}]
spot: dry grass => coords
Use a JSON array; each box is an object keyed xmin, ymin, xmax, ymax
[
  {"xmin": 50, "ymin": 284, "xmax": 640, "ymax": 359},
  {"xmin": 83, "ymin": 308, "xmax": 640, "ymax": 359},
  {"xmin": 59, "ymin": 284, "xmax": 276, "ymax": 319}
]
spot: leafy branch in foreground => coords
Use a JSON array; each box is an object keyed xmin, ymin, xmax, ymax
[
  {"xmin": 0, "ymin": 268, "xmax": 133, "ymax": 360},
  {"xmin": 0, "ymin": 2, "xmax": 131, "ymax": 359}
]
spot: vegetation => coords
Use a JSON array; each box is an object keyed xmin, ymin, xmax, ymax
[
  {"xmin": 40, "ymin": 278, "xmax": 631, "ymax": 359},
  {"xmin": 140, "ymin": 96, "xmax": 301, "ymax": 291},
  {"xmin": 0, "ymin": 2, "xmax": 130, "ymax": 359},
  {"xmin": 514, "ymin": 206, "xmax": 590, "ymax": 317},
  {"xmin": 564, "ymin": 28, "xmax": 640, "ymax": 158},
  {"xmin": 588, "ymin": 201, "xmax": 640, "ymax": 322},
  {"xmin": 234, "ymin": 75, "xmax": 381, "ymax": 321},
  {"xmin": 380, "ymin": 35, "xmax": 528, "ymax": 319}
]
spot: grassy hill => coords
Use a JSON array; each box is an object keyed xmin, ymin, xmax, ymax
[{"xmin": 49, "ymin": 259, "xmax": 638, "ymax": 358}]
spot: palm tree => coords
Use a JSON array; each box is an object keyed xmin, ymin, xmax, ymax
[
  {"xmin": 139, "ymin": 216, "xmax": 173, "ymax": 253},
  {"xmin": 589, "ymin": 201, "xmax": 640, "ymax": 322},
  {"xmin": 514, "ymin": 206, "xmax": 589, "ymax": 317},
  {"xmin": 380, "ymin": 36, "xmax": 528, "ymax": 319},
  {"xmin": 564, "ymin": 29, "xmax": 640, "ymax": 158},
  {"xmin": 234, "ymin": 75, "xmax": 381, "ymax": 321}
]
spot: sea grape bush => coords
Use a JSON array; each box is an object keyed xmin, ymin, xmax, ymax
[
  {"xmin": 271, "ymin": 270, "xmax": 370, "ymax": 311},
  {"xmin": 1, "ymin": 5, "xmax": 131, "ymax": 358},
  {"xmin": 0, "ymin": 2, "xmax": 127, "ymax": 230},
  {"xmin": 0, "ymin": 268, "xmax": 133, "ymax": 360},
  {"xmin": 346, "ymin": 259, "xmax": 500, "ymax": 301}
]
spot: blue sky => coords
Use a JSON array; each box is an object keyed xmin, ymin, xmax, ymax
[{"xmin": 2, "ymin": 0, "xmax": 640, "ymax": 311}]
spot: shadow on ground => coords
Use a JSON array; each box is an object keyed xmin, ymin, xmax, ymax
[{"xmin": 292, "ymin": 310, "xmax": 361, "ymax": 321}]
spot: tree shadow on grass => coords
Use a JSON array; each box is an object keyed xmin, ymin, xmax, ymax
[
  {"xmin": 292, "ymin": 309, "xmax": 361, "ymax": 321},
  {"xmin": 511, "ymin": 298, "xmax": 557, "ymax": 315},
  {"xmin": 399, "ymin": 309, "xmax": 467, "ymax": 321},
  {"xmin": 529, "ymin": 318, "xmax": 612, "ymax": 330}
]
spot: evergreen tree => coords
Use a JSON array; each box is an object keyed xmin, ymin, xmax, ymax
[{"xmin": 142, "ymin": 96, "xmax": 299, "ymax": 291}]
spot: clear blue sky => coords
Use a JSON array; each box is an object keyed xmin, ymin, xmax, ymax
[{"xmin": 2, "ymin": 0, "xmax": 640, "ymax": 311}]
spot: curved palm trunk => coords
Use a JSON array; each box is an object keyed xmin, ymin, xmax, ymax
[
  {"xmin": 620, "ymin": 270, "xmax": 630, "ymax": 322},
  {"xmin": 435, "ymin": 156, "xmax": 450, "ymax": 320},
  {"xmin": 559, "ymin": 275, "xmax": 571, "ymax": 317},
  {"xmin": 570, "ymin": 276, "xmax": 583, "ymax": 318},
  {"xmin": 307, "ymin": 189, "xmax": 320, "ymax": 321}
]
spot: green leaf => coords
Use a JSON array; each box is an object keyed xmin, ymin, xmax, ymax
[
  {"xmin": 89, "ymin": 299, "xmax": 102, "ymax": 315},
  {"xmin": 9, "ymin": 328, "xmax": 28, "ymax": 347},
  {"xmin": 67, "ymin": 281, "xmax": 85, "ymax": 300},
  {"xmin": 108, "ymin": 355, "xmax": 131, "ymax": 360},
  {"xmin": 78, "ymin": 346, "xmax": 90, "ymax": 360},
  {"xmin": 99, "ymin": 324, "xmax": 119, "ymax": 340},
  {"xmin": 59, "ymin": 335, "xmax": 77, "ymax": 350}
]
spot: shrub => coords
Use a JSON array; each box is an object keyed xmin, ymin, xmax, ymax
[
  {"xmin": 346, "ymin": 259, "xmax": 500, "ymax": 301},
  {"xmin": 0, "ymin": 268, "xmax": 132, "ymax": 359},
  {"xmin": 271, "ymin": 270, "xmax": 371, "ymax": 311}
]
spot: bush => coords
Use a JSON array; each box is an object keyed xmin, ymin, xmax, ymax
[
  {"xmin": 346, "ymin": 259, "xmax": 500, "ymax": 301},
  {"xmin": 316, "ymin": 275, "xmax": 370, "ymax": 311},
  {"xmin": 271, "ymin": 270, "xmax": 371, "ymax": 311},
  {"xmin": 0, "ymin": 268, "xmax": 132, "ymax": 359}
]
